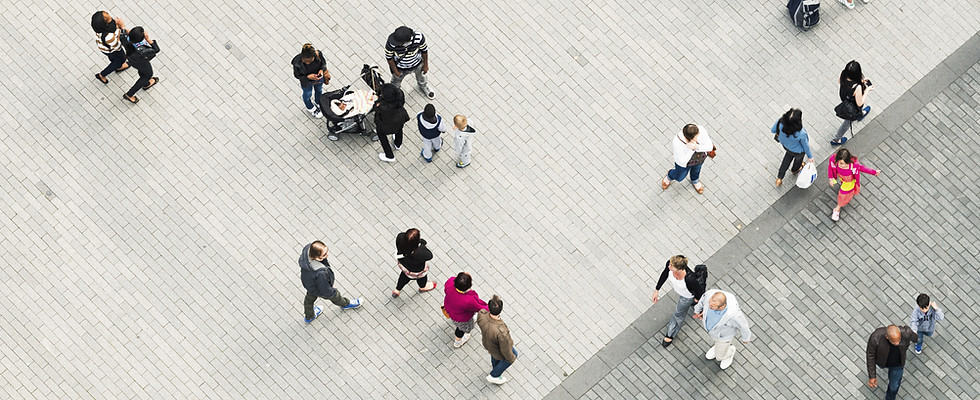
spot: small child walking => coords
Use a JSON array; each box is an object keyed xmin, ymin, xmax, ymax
[
  {"xmin": 452, "ymin": 115, "xmax": 477, "ymax": 168},
  {"xmin": 417, "ymin": 104, "xmax": 450, "ymax": 162},
  {"xmin": 827, "ymin": 148, "xmax": 881, "ymax": 221},
  {"xmin": 910, "ymin": 293, "xmax": 945, "ymax": 354}
]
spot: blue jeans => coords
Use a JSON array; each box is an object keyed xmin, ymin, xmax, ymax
[
  {"xmin": 884, "ymin": 366, "xmax": 903, "ymax": 400},
  {"xmin": 667, "ymin": 162, "xmax": 704, "ymax": 184},
  {"xmin": 490, "ymin": 348, "xmax": 518, "ymax": 378},
  {"xmin": 301, "ymin": 82, "xmax": 323, "ymax": 110},
  {"xmin": 99, "ymin": 50, "xmax": 127, "ymax": 77},
  {"xmin": 916, "ymin": 330, "xmax": 932, "ymax": 347},
  {"xmin": 665, "ymin": 296, "xmax": 695, "ymax": 338}
]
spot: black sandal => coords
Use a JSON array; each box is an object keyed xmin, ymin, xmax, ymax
[
  {"xmin": 142, "ymin": 77, "xmax": 160, "ymax": 91},
  {"xmin": 96, "ymin": 73, "xmax": 108, "ymax": 85},
  {"xmin": 123, "ymin": 94, "xmax": 139, "ymax": 104}
]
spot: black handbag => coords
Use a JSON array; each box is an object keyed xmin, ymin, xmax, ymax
[{"xmin": 834, "ymin": 100, "xmax": 862, "ymax": 121}]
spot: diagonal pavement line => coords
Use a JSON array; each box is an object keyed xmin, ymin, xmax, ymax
[{"xmin": 544, "ymin": 30, "xmax": 980, "ymax": 400}]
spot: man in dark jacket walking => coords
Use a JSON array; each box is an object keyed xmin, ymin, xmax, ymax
[
  {"xmin": 477, "ymin": 295, "xmax": 517, "ymax": 385},
  {"xmin": 299, "ymin": 241, "xmax": 363, "ymax": 323},
  {"xmin": 866, "ymin": 325, "xmax": 917, "ymax": 400}
]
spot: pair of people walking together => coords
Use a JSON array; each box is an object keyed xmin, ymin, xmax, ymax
[{"xmin": 91, "ymin": 11, "xmax": 161, "ymax": 104}]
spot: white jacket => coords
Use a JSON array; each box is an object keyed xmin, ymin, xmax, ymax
[
  {"xmin": 672, "ymin": 125, "xmax": 713, "ymax": 166},
  {"xmin": 694, "ymin": 289, "xmax": 752, "ymax": 342}
]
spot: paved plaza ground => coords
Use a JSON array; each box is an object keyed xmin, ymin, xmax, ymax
[{"xmin": 1, "ymin": 0, "xmax": 979, "ymax": 399}]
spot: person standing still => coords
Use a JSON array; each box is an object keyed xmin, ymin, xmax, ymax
[
  {"xmin": 771, "ymin": 108, "xmax": 815, "ymax": 186},
  {"xmin": 385, "ymin": 26, "xmax": 434, "ymax": 99},
  {"xmin": 832, "ymin": 60, "xmax": 873, "ymax": 146},
  {"xmin": 692, "ymin": 290, "xmax": 752, "ymax": 370},
  {"xmin": 452, "ymin": 115, "xmax": 477, "ymax": 168},
  {"xmin": 443, "ymin": 272, "xmax": 488, "ymax": 348},
  {"xmin": 651, "ymin": 255, "xmax": 706, "ymax": 347},
  {"xmin": 477, "ymin": 295, "xmax": 518, "ymax": 385},
  {"xmin": 299, "ymin": 241, "xmax": 363, "ymax": 323},
  {"xmin": 391, "ymin": 228, "xmax": 437, "ymax": 297},
  {"xmin": 121, "ymin": 27, "xmax": 160, "ymax": 104},
  {"xmin": 291, "ymin": 43, "xmax": 331, "ymax": 118},
  {"xmin": 866, "ymin": 325, "xmax": 917, "ymax": 400},
  {"xmin": 375, "ymin": 83, "xmax": 410, "ymax": 162},
  {"xmin": 661, "ymin": 124, "xmax": 713, "ymax": 194},
  {"xmin": 417, "ymin": 104, "xmax": 450, "ymax": 162},
  {"xmin": 91, "ymin": 11, "xmax": 130, "ymax": 84}
]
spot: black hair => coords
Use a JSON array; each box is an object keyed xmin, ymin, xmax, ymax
[
  {"xmin": 301, "ymin": 43, "xmax": 317, "ymax": 60},
  {"xmin": 916, "ymin": 294, "xmax": 930, "ymax": 309},
  {"xmin": 840, "ymin": 60, "xmax": 866, "ymax": 90},
  {"xmin": 780, "ymin": 108, "xmax": 803, "ymax": 137},
  {"xmin": 124, "ymin": 26, "xmax": 145, "ymax": 56},
  {"xmin": 392, "ymin": 26, "xmax": 414, "ymax": 43},
  {"xmin": 488, "ymin": 295, "xmax": 503, "ymax": 316},
  {"xmin": 835, "ymin": 148, "xmax": 853, "ymax": 164},
  {"xmin": 454, "ymin": 272, "xmax": 472, "ymax": 292},
  {"xmin": 423, "ymin": 104, "xmax": 436, "ymax": 122},
  {"xmin": 91, "ymin": 11, "xmax": 112, "ymax": 33},
  {"xmin": 396, "ymin": 228, "xmax": 421, "ymax": 256},
  {"xmin": 377, "ymin": 83, "xmax": 405, "ymax": 109},
  {"xmin": 682, "ymin": 124, "xmax": 699, "ymax": 141}
]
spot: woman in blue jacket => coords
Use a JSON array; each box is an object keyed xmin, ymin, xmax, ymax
[{"xmin": 771, "ymin": 108, "xmax": 815, "ymax": 186}]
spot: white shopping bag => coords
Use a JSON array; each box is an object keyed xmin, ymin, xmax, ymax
[{"xmin": 796, "ymin": 162, "xmax": 817, "ymax": 189}]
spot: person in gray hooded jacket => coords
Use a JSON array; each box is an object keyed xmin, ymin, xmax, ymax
[
  {"xmin": 693, "ymin": 289, "xmax": 752, "ymax": 370},
  {"xmin": 299, "ymin": 241, "xmax": 363, "ymax": 323}
]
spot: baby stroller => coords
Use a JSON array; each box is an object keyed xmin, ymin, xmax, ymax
[{"xmin": 319, "ymin": 64, "xmax": 385, "ymax": 141}]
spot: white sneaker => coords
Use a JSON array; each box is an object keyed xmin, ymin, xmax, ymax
[
  {"xmin": 378, "ymin": 153, "xmax": 395, "ymax": 163},
  {"xmin": 838, "ymin": 0, "xmax": 855, "ymax": 9},
  {"xmin": 719, "ymin": 347, "xmax": 737, "ymax": 369},
  {"xmin": 453, "ymin": 333, "xmax": 471, "ymax": 348},
  {"xmin": 705, "ymin": 346, "xmax": 717, "ymax": 360},
  {"xmin": 393, "ymin": 144, "xmax": 401, "ymax": 151},
  {"xmin": 486, "ymin": 375, "xmax": 508, "ymax": 385},
  {"xmin": 327, "ymin": 134, "xmax": 339, "ymax": 141},
  {"xmin": 309, "ymin": 108, "xmax": 322, "ymax": 118},
  {"xmin": 862, "ymin": 0, "xmax": 870, "ymax": 3}
]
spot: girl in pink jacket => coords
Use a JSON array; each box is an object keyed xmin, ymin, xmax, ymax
[
  {"xmin": 443, "ymin": 272, "xmax": 489, "ymax": 348},
  {"xmin": 828, "ymin": 148, "xmax": 881, "ymax": 221}
]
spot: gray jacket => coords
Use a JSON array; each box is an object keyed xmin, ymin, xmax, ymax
[
  {"xmin": 694, "ymin": 289, "xmax": 752, "ymax": 342},
  {"xmin": 909, "ymin": 306, "xmax": 945, "ymax": 333}
]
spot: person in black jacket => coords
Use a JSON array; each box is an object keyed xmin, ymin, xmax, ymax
[
  {"xmin": 650, "ymin": 255, "xmax": 706, "ymax": 347},
  {"xmin": 866, "ymin": 325, "xmax": 917, "ymax": 400},
  {"xmin": 375, "ymin": 83, "xmax": 410, "ymax": 162},
  {"xmin": 122, "ymin": 27, "xmax": 160, "ymax": 104},
  {"xmin": 391, "ymin": 228, "xmax": 436, "ymax": 297},
  {"xmin": 291, "ymin": 43, "xmax": 330, "ymax": 118},
  {"xmin": 299, "ymin": 241, "xmax": 363, "ymax": 323}
]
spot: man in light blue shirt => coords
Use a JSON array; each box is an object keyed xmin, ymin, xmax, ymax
[{"xmin": 693, "ymin": 290, "xmax": 752, "ymax": 370}]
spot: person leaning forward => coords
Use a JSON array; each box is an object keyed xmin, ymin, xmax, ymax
[{"xmin": 299, "ymin": 241, "xmax": 363, "ymax": 323}]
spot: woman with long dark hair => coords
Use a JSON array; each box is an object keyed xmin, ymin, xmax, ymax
[
  {"xmin": 291, "ymin": 43, "xmax": 330, "ymax": 118},
  {"xmin": 375, "ymin": 83, "xmax": 410, "ymax": 162},
  {"xmin": 770, "ymin": 108, "xmax": 815, "ymax": 186},
  {"xmin": 122, "ymin": 27, "xmax": 160, "ymax": 104},
  {"xmin": 828, "ymin": 148, "xmax": 881, "ymax": 221},
  {"xmin": 391, "ymin": 228, "xmax": 436, "ymax": 297},
  {"xmin": 832, "ymin": 60, "xmax": 873, "ymax": 146},
  {"xmin": 91, "ymin": 11, "xmax": 129, "ymax": 84}
]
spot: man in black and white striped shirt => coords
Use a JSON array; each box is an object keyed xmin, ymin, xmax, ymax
[{"xmin": 385, "ymin": 26, "xmax": 434, "ymax": 99}]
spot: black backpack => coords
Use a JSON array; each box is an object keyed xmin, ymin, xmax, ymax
[
  {"xmin": 692, "ymin": 264, "xmax": 709, "ymax": 293},
  {"xmin": 787, "ymin": 0, "xmax": 820, "ymax": 31}
]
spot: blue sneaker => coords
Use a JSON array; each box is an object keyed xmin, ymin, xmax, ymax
[
  {"xmin": 342, "ymin": 298, "xmax": 363, "ymax": 310},
  {"xmin": 304, "ymin": 306, "xmax": 322, "ymax": 323},
  {"xmin": 421, "ymin": 150, "xmax": 432, "ymax": 163},
  {"xmin": 831, "ymin": 137, "xmax": 848, "ymax": 146},
  {"xmin": 857, "ymin": 105, "xmax": 872, "ymax": 121},
  {"xmin": 913, "ymin": 343, "xmax": 922, "ymax": 354}
]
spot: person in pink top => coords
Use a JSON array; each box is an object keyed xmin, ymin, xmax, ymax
[
  {"xmin": 828, "ymin": 148, "xmax": 881, "ymax": 221},
  {"xmin": 443, "ymin": 272, "xmax": 489, "ymax": 348}
]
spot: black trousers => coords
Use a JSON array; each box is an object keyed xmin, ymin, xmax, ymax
[
  {"xmin": 395, "ymin": 272, "xmax": 427, "ymax": 291},
  {"xmin": 777, "ymin": 149, "xmax": 805, "ymax": 179},
  {"xmin": 378, "ymin": 129, "xmax": 404, "ymax": 158},
  {"xmin": 304, "ymin": 291, "xmax": 349, "ymax": 319},
  {"xmin": 126, "ymin": 67, "xmax": 154, "ymax": 97}
]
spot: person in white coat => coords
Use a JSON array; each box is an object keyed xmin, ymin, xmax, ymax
[{"xmin": 693, "ymin": 289, "xmax": 751, "ymax": 370}]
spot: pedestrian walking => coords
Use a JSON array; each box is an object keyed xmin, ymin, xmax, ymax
[
  {"xmin": 661, "ymin": 124, "xmax": 714, "ymax": 194},
  {"xmin": 866, "ymin": 325, "xmax": 917, "ymax": 400},
  {"xmin": 385, "ymin": 26, "xmax": 434, "ymax": 99},
  {"xmin": 771, "ymin": 108, "xmax": 815, "ymax": 187},
  {"xmin": 291, "ymin": 43, "xmax": 331, "ymax": 119},
  {"xmin": 827, "ymin": 148, "xmax": 881, "ymax": 221},
  {"xmin": 299, "ymin": 241, "xmax": 363, "ymax": 323},
  {"xmin": 443, "ymin": 272, "xmax": 489, "ymax": 348},
  {"xmin": 121, "ymin": 27, "xmax": 160, "ymax": 104},
  {"xmin": 692, "ymin": 290, "xmax": 752, "ymax": 370},
  {"xmin": 417, "ymin": 104, "xmax": 450, "ymax": 163},
  {"xmin": 91, "ymin": 11, "xmax": 130, "ymax": 84},
  {"xmin": 909, "ymin": 294, "xmax": 945, "ymax": 354},
  {"xmin": 832, "ymin": 60, "xmax": 874, "ymax": 146},
  {"xmin": 452, "ymin": 115, "xmax": 477, "ymax": 168},
  {"xmin": 375, "ymin": 83, "xmax": 410, "ymax": 162},
  {"xmin": 651, "ymin": 255, "xmax": 707, "ymax": 348},
  {"xmin": 391, "ymin": 228, "xmax": 437, "ymax": 297},
  {"xmin": 477, "ymin": 295, "xmax": 518, "ymax": 385}
]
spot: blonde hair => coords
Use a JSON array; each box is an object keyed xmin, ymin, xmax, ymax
[
  {"xmin": 668, "ymin": 255, "xmax": 688, "ymax": 270},
  {"xmin": 453, "ymin": 115, "xmax": 468, "ymax": 129}
]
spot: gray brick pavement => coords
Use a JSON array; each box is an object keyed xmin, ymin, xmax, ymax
[{"xmin": 1, "ymin": 0, "xmax": 980, "ymax": 399}]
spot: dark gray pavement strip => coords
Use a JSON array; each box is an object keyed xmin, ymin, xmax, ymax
[{"xmin": 546, "ymin": 30, "xmax": 980, "ymax": 400}]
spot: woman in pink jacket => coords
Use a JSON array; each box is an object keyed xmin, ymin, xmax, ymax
[
  {"xmin": 828, "ymin": 148, "xmax": 881, "ymax": 221},
  {"xmin": 443, "ymin": 272, "xmax": 489, "ymax": 348}
]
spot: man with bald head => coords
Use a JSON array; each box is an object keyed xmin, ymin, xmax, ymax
[
  {"xmin": 693, "ymin": 289, "xmax": 752, "ymax": 370},
  {"xmin": 866, "ymin": 324, "xmax": 917, "ymax": 400}
]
